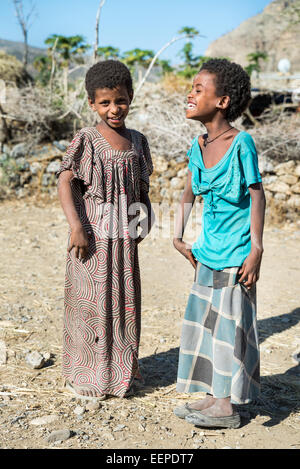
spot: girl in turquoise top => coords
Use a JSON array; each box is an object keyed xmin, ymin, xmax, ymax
[{"xmin": 173, "ymin": 59, "xmax": 266, "ymax": 429}]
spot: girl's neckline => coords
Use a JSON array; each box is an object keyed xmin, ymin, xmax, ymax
[
  {"xmin": 197, "ymin": 131, "xmax": 243, "ymax": 172},
  {"xmin": 94, "ymin": 126, "xmax": 134, "ymax": 153}
]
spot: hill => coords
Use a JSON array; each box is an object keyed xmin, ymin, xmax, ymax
[
  {"xmin": 205, "ymin": 0, "xmax": 300, "ymax": 72},
  {"xmin": 0, "ymin": 38, "xmax": 45, "ymax": 63}
]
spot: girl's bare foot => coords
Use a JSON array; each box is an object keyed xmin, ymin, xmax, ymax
[
  {"xmin": 188, "ymin": 394, "xmax": 216, "ymax": 411},
  {"xmin": 198, "ymin": 397, "xmax": 234, "ymax": 417},
  {"xmin": 66, "ymin": 381, "xmax": 106, "ymax": 399}
]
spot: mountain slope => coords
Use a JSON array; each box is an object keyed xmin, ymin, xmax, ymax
[{"xmin": 205, "ymin": 0, "xmax": 300, "ymax": 72}]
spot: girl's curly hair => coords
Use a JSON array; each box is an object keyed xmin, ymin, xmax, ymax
[
  {"xmin": 85, "ymin": 60, "xmax": 133, "ymax": 103},
  {"xmin": 200, "ymin": 59, "xmax": 251, "ymax": 122}
]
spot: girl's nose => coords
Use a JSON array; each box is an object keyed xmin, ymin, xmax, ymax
[{"xmin": 111, "ymin": 104, "xmax": 119, "ymax": 114}]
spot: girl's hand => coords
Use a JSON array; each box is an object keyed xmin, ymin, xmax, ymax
[
  {"xmin": 68, "ymin": 225, "xmax": 89, "ymax": 260},
  {"xmin": 238, "ymin": 248, "xmax": 263, "ymax": 290},
  {"xmin": 173, "ymin": 239, "xmax": 197, "ymax": 269}
]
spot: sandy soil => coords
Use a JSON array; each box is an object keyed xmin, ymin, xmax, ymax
[{"xmin": 0, "ymin": 197, "xmax": 300, "ymax": 450}]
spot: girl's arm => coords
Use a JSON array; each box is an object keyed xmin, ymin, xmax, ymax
[
  {"xmin": 135, "ymin": 190, "xmax": 155, "ymax": 244},
  {"xmin": 57, "ymin": 170, "xmax": 89, "ymax": 260},
  {"xmin": 238, "ymin": 182, "xmax": 266, "ymax": 289},
  {"xmin": 173, "ymin": 170, "xmax": 197, "ymax": 268}
]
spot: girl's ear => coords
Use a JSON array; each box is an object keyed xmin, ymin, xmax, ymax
[
  {"xmin": 129, "ymin": 90, "xmax": 134, "ymax": 104},
  {"xmin": 88, "ymin": 97, "xmax": 96, "ymax": 111},
  {"xmin": 216, "ymin": 95, "xmax": 230, "ymax": 111}
]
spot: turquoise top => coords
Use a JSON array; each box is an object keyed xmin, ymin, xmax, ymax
[{"xmin": 188, "ymin": 131, "xmax": 262, "ymax": 270}]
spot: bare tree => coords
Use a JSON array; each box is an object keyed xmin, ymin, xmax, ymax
[
  {"xmin": 13, "ymin": 0, "xmax": 37, "ymax": 70},
  {"xmin": 133, "ymin": 32, "xmax": 204, "ymax": 100},
  {"xmin": 93, "ymin": 0, "xmax": 106, "ymax": 63}
]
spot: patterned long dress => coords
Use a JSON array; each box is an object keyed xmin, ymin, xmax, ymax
[{"xmin": 56, "ymin": 127, "xmax": 153, "ymax": 397}]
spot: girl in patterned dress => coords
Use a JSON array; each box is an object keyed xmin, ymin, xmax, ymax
[
  {"xmin": 173, "ymin": 59, "xmax": 266, "ymax": 428},
  {"xmin": 56, "ymin": 60, "xmax": 153, "ymax": 400}
]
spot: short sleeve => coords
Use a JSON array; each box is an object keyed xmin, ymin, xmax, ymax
[
  {"xmin": 56, "ymin": 130, "xmax": 93, "ymax": 186},
  {"xmin": 139, "ymin": 134, "xmax": 153, "ymax": 193},
  {"xmin": 187, "ymin": 137, "xmax": 198, "ymax": 172},
  {"xmin": 187, "ymin": 146, "xmax": 194, "ymax": 172},
  {"xmin": 239, "ymin": 133, "xmax": 262, "ymax": 187}
]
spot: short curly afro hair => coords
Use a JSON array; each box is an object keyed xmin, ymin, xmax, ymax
[
  {"xmin": 85, "ymin": 60, "xmax": 133, "ymax": 103},
  {"xmin": 199, "ymin": 59, "xmax": 251, "ymax": 122}
]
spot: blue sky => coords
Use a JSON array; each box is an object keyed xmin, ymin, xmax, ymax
[{"xmin": 1, "ymin": 0, "xmax": 272, "ymax": 64}]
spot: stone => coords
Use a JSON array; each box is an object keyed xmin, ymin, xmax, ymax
[
  {"xmin": 74, "ymin": 405, "xmax": 85, "ymax": 416},
  {"xmin": 258, "ymin": 156, "xmax": 275, "ymax": 174},
  {"xmin": 274, "ymin": 161, "xmax": 296, "ymax": 176},
  {"xmin": 266, "ymin": 181, "xmax": 290, "ymax": 193},
  {"xmin": 53, "ymin": 140, "xmax": 69, "ymax": 152},
  {"xmin": 274, "ymin": 192, "xmax": 287, "ymax": 201},
  {"xmin": 46, "ymin": 429, "xmax": 72, "ymax": 444},
  {"xmin": 279, "ymin": 174, "xmax": 298, "ymax": 185},
  {"xmin": 170, "ymin": 177, "xmax": 185, "ymax": 190},
  {"xmin": 42, "ymin": 173, "xmax": 51, "ymax": 186},
  {"xmin": 287, "ymin": 195, "xmax": 300, "ymax": 209},
  {"xmin": 0, "ymin": 153, "xmax": 9, "ymax": 163},
  {"xmin": 29, "ymin": 161, "xmax": 42, "ymax": 175},
  {"xmin": 113, "ymin": 424, "xmax": 126, "ymax": 432},
  {"xmin": 263, "ymin": 175, "xmax": 278, "ymax": 186},
  {"xmin": 295, "ymin": 165, "xmax": 300, "ymax": 177},
  {"xmin": 172, "ymin": 189, "xmax": 183, "ymax": 201},
  {"xmin": 177, "ymin": 167, "xmax": 188, "ymax": 178},
  {"xmin": 42, "ymin": 352, "xmax": 51, "ymax": 361},
  {"xmin": 292, "ymin": 183, "xmax": 300, "ymax": 194},
  {"xmin": 165, "ymin": 168, "xmax": 177, "ymax": 179},
  {"xmin": 11, "ymin": 143, "xmax": 29, "ymax": 159},
  {"xmin": 160, "ymin": 188, "xmax": 170, "ymax": 199},
  {"xmin": 0, "ymin": 340, "xmax": 7, "ymax": 365},
  {"xmin": 15, "ymin": 157, "xmax": 30, "ymax": 171},
  {"xmin": 25, "ymin": 351, "xmax": 46, "ymax": 369},
  {"xmin": 46, "ymin": 160, "xmax": 61, "ymax": 173},
  {"xmin": 30, "ymin": 415, "xmax": 59, "ymax": 426},
  {"xmin": 20, "ymin": 171, "xmax": 31, "ymax": 185},
  {"xmin": 153, "ymin": 157, "xmax": 168, "ymax": 173}
]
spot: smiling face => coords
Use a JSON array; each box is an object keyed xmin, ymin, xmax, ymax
[
  {"xmin": 186, "ymin": 70, "xmax": 229, "ymax": 123},
  {"xmin": 89, "ymin": 85, "xmax": 132, "ymax": 129}
]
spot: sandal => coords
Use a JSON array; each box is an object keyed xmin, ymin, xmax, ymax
[
  {"xmin": 185, "ymin": 411, "xmax": 241, "ymax": 429},
  {"xmin": 65, "ymin": 380, "xmax": 107, "ymax": 401},
  {"xmin": 173, "ymin": 403, "xmax": 200, "ymax": 419}
]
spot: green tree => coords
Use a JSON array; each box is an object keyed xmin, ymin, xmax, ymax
[
  {"xmin": 176, "ymin": 26, "xmax": 205, "ymax": 78},
  {"xmin": 96, "ymin": 46, "xmax": 120, "ymax": 60},
  {"xmin": 245, "ymin": 51, "xmax": 268, "ymax": 77},
  {"xmin": 122, "ymin": 48, "xmax": 155, "ymax": 81},
  {"xmin": 122, "ymin": 48, "xmax": 155, "ymax": 70},
  {"xmin": 33, "ymin": 55, "xmax": 52, "ymax": 85},
  {"xmin": 45, "ymin": 34, "xmax": 90, "ymax": 94},
  {"xmin": 157, "ymin": 59, "xmax": 174, "ymax": 75}
]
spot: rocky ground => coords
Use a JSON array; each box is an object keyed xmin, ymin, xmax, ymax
[{"xmin": 0, "ymin": 197, "xmax": 300, "ymax": 450}]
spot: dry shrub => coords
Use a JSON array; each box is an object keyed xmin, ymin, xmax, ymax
[
  {"xmin": 1, "ymin": 72, "xmax": 299, "ymax": 167},
  {"xmin": 250, "ymin": 112, "xmax": 300, "ymax": 163},
  {"xmin": 128, "ymin": 82, "xmax": 204, "ymax": 160},
  {"xmin": 0, "ymin": 51, "xmax": 31, "ymax": 86},
  {"xmin": 161, "ymin": 73, "xmax": 192, "ymax": 94},
  {"xmin": 129, "ymin": 82, "xmax": 299, "ymax": 165}
]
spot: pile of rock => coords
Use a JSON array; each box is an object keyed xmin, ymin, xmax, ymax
[
  {"xmin": 262, "ymin": 160, "xmax": 300, "ymax": 211},
  {"xmin": 148, "ymin": 154, "xmax": 300, "ymax": 224},
  {"xmin": 0, "ymin": 140, "xmax": 299, "ymax": 223},
  {"xmin": 0, "ymin": 140, "xmax": 69, "ymax": 198}
]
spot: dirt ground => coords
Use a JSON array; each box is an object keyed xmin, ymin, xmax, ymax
[{"xmin": 0, "ymin": 197, "xmax": 300, "ymax": 450}]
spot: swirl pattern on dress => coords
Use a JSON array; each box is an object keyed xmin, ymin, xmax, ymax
[{"xmin": 56, "ymin": 127, "xmax": 152, "ymax": 397}]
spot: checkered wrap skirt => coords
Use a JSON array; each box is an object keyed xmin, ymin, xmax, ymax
[{"xmin": 176, "ymin": 262, "xmax": 260, "ymax": 404}]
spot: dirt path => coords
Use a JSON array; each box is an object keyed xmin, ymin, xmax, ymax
[{"xmin": 0, "ymin": 198, "xmax": 300, "ymax": 449}]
